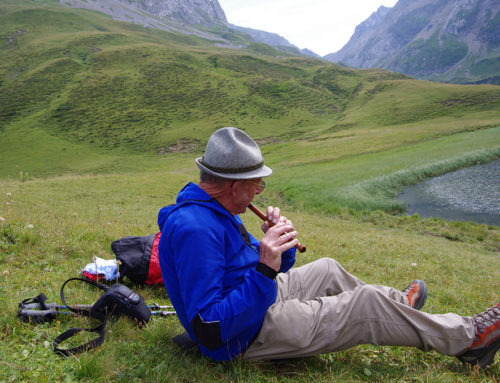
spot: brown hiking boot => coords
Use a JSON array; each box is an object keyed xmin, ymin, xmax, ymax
[
  {"xmin": 402, "ymin": 280, "xmax": 427, "ymax": 310},
  {"xmin": 458, "ymin": 302, "xmax": 500, "ymax": 369}
]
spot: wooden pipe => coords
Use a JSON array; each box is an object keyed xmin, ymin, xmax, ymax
[{"xmin": 248, "ymin": 203, "xmax": 306, "ymax": 253}]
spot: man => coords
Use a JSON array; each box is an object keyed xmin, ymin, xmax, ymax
[{"xmin": 158, "ymin": 127, "xmax": 499, "ymax": 368}]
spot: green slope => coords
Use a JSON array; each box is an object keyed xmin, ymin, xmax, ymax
[
  {"xmin": 0, "ymin": 1, "xmax": 354, "ymax": 158},
  {"xmin": 0, "ymin": 0, "xmax": 499, "ymax": 213}
]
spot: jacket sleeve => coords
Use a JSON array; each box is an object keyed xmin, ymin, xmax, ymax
[
  {"xmin": 279, "ymin": 247, "xmax": 296, "ymax": 273},
  {"xmin": 168, "ymin": 214, "xmax": 277, "ymax": 350}
]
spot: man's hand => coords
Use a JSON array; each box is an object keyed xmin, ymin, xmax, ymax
[
  {"xmin": 259, "ymin": 206, "xmax": 298, "ymax": 271},
  {"xmin": 260, "ymin": 206, "xmax": 287, "ymax": 232}
]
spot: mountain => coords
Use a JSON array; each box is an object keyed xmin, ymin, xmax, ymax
[
  {"xmin": 325, "ymin": 0, "xmax": 500, "ymax": 84},
  {"xmin": 60, "ymin": 0, "xmax": 310, "ymax": 54},
  {"xmin": 60, "ymin": 0, "xmax": 226, "ymax": 30},
  {"xmin": 1, "ymin": 0, "xmax": 499, "ymax": 179},
  {"xmin": 228, "ymin": 24, "xmax": 320, "ymax": 58},
  {"xmin": 0, "ymin": 0, "xmax": 363, "ymax": 157}
]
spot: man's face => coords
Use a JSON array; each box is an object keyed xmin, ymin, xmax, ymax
[{"xmin": 233, "ymin": 178, "xmax": 263, "ymax": 214}]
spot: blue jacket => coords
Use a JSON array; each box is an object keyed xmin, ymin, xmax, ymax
[{"xmin": 157, "ymin": 182, "xmax": 296, "ymax": 360}]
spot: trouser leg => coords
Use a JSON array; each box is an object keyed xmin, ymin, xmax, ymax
[
  {"xmin": 244, "ymin": 284, "xmax": 475, "ymax": 360},
  {"xmin": 277, "ymin": 258, "xmax": 408, "ymax": 305}
]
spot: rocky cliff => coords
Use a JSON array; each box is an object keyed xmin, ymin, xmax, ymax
[
  {"xmin": 60, "ymin": 0, "xmax": 307, "ymax": 54},
  {"xmin": 325, "ymin": 0, "xmax": 500, "ymax": 84},
  {"xmin": 115, "ymin": 0, "xmax": 227, "ymax": 26},
  {"xmin": 61, "ymin": 0, "xmax": 226, "ymax": 27}
]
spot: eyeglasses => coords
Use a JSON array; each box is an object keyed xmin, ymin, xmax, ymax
[
  {"xmin": 246, "ymin": 180, "xmax": 266, "ymax": 192},
  {"xmin": 230, "ymin": 180, "xmax": 267, "ymax": 192}
]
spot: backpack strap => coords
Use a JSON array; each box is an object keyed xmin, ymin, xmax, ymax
[
  {"xmin": 52, "ymin": 278, "xmax": 108, "ymax": 356},
  {"xmin": 59, "ymin": 277, "xmax": 109, "ymax": 311},
  {"xmin": 52, "ymin": 309, "xmax": 107, "ymax": 356}
]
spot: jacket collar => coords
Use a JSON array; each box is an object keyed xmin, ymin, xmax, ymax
[{"xmin": 158, "ymin": 183, "xmax": 236, "ymax": 228}]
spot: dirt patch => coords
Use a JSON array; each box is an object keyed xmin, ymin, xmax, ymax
[
  {"xmin": 255, "ymin": 136, "xmax": 280, "ymax": 145},
  {"xmin": 5, "ymin": 29, "xmax": 26, "ymax": 47},
  {"xmin": 87, "ymin": 46, "xmax": 102, "ymax": 53},
  {"xmin": 440, "ymin": 99, "xmax": 465, "ymax": 106},
  {"xmin": 158, "ymin": 139, "xmax": 200, "ymax": 154}
]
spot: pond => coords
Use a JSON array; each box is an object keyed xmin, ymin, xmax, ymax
[{"xmin": 398, "ymin": 159, "xmax": 500, "ymax": 226}]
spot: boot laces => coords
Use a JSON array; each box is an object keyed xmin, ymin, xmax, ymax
[
  {"xmin": 473, "ymin": 305, "xmax": 500, "ymax": 333},
  {"xmin": 402, "ymin": 282, "xmax": 416, "ymax": 296}
]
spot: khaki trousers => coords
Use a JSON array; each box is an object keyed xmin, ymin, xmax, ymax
[{"xmin": 244, "ymin": 258, "xmax": 475, "ymax": 360}]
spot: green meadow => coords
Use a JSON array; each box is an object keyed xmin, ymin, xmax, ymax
[{"xmin": 0, "ymin": 0, "xmax": 499, "ymax": 381}]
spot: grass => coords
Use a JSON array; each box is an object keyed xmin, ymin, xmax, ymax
[
  {"xmin": 0, "ymin": 171, "xmax": 499, "ymax": 382},
  {"xmin": 0, "ymin": 1, "xmax": 499, "ymax": 381},
  {"xmin": 270, "ymin": 127, "xmax": 500, "ymax": 213}
]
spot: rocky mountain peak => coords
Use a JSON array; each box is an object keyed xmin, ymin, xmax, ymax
[
  {"xmin": 61, "ymin": 0, "xmax": 309, "ymax": 56},
  {"xmin": 352, "ymin": 5, "xmax": 391, "ymax": 38},
  {"xmin": 325, "ymin": 0, "xmax": 500, "ymax": 84},
  {"xmin": 116, "ymin": 0, "xmax": 227, "ymax": 26},
  {"xmin": 61, "ymin": 0, "xmax": 227, "ymax": 28}
]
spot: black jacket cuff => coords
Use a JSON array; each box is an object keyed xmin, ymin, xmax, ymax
[{"xmin": 256, "ymin": 262, "xmax": 278, "ymax": 279}]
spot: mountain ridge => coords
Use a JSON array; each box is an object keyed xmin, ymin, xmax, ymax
[
  {"xmin": 325, "ymin": 0, "xmax": 500, "ymax": 84},
  {"xmin": 60, "ymin": 0, "xmax": 315, "ymax": 56}
]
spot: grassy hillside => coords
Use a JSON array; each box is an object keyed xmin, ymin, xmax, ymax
[
  {"xmin": 0, "ymin": 168, "xmax": 499, "ymax": 382},
  {"xmin": 0, "ymin": 0, "xmax": 352, "ymax": 156},
  {"xmin": 2, "ymin": 1, "xmax": 499, "ymax": 179},
  {"xmin": 0, "ymin": 1, "xmax": 499, "ymax": 382}
]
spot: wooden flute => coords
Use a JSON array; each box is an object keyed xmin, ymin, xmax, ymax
[{"xmin": 248, "ymin": 203, "xmax": 306, "ymax": 253}]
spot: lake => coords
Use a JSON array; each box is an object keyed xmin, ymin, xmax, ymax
[{"xmin": 398, "ymin": 159, "xmax": 500, "ymax": 226}]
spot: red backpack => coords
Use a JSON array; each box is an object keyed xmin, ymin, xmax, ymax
[{"xmin": 111, "ymin": 232, "xmax": 163, "ymax": 286}]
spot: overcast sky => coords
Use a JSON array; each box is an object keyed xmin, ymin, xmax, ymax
[{"xmin": 217, "ymin": 0, "xmax": 399, "ymax": 56}]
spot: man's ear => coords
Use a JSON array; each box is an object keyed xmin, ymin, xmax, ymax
[{"xmin": 229, "ymin": 180, "xmax": 240, "ymax": 197}]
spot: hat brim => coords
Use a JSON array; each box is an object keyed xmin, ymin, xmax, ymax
[{"xmin": 196, "ymin": 157, "xmax": 272, "ymax": 180}]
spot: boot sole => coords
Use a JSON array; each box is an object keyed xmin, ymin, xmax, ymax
[
  {"xmin": 413, "ymin": 281, "xmax": 428, "ymax": 310},
  {"xmin": 458, "ymin": 337, "xmax": 500, "ymax": 368}
]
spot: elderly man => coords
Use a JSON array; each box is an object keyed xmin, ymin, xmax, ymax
[{"xmin": 157, "ymin": 127, "xmax": 499, "ymax": 368}]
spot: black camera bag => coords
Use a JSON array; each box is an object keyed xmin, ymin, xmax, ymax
[
  {"xmin": 53, "ymin": 278, "xmax": 150, "ymax": 356},
  {"xmin": 91, "ymin": 282, "xmax": 151, "ymax": 324}
]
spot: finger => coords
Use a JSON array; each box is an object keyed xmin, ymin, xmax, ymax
[
  {"xmin": 267, "ymin": 207, "xmax": 280, "ymax": 224},
  {"xmin": 277, "ymin": 216, "xmax": 295, "ymax": 231},
  {"xmin": 268, "ymin": 223, "xmax": 294, "ymax": 236},
  {"xmin": 279, "ymin": 231, "xmax": 297, "ymax": 244},
  {"xmin": 277, "ymin": 216, "xmax": 294, "ymax": 228},
  {"xmin": 277, "ymin": 237, "xmax": 299, "ymax": 253},
  {"xmin": 266, "ymin": 206, "xmax": 274, "ymax": 222},
  {"xmin": 272, "ymin": 207, "xmax": 281, "ymax": 224},
  {"xmin": 261, "ymin": 221, "xmax": 270, "ymax": 233}
]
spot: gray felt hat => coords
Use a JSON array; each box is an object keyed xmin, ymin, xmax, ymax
[{"xmin": 196, "ymin": 127, "xmax": 272, "ymax": 180}]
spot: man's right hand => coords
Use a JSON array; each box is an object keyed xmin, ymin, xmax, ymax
[{"xmin": 259, "ymin": 219, "xmax": 298, "ymax": 271}]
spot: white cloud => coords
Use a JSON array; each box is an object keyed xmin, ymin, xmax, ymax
[{"xmin": 218, "ymin": 0, "xmax": 399, "ymax": 56}]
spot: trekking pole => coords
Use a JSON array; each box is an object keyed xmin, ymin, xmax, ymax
[
  {"xmin": 57, "ymin": 304, "xmax": 173, "ymax": 311},
  {"xmin": 18, "ymin": 292, "xmax": 177, "ymax": 324},
  {"xmin": 149, "ymin": 303, "xmax": 174, "ymax": 311},
  {"xmin": 151, "ymin": 311, "xmax": 177, "ymax": 317}
]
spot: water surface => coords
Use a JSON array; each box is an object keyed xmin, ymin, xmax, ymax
[{"xmin": 398, "ymin": 159, "xmax": 500, "ymax": 226}]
